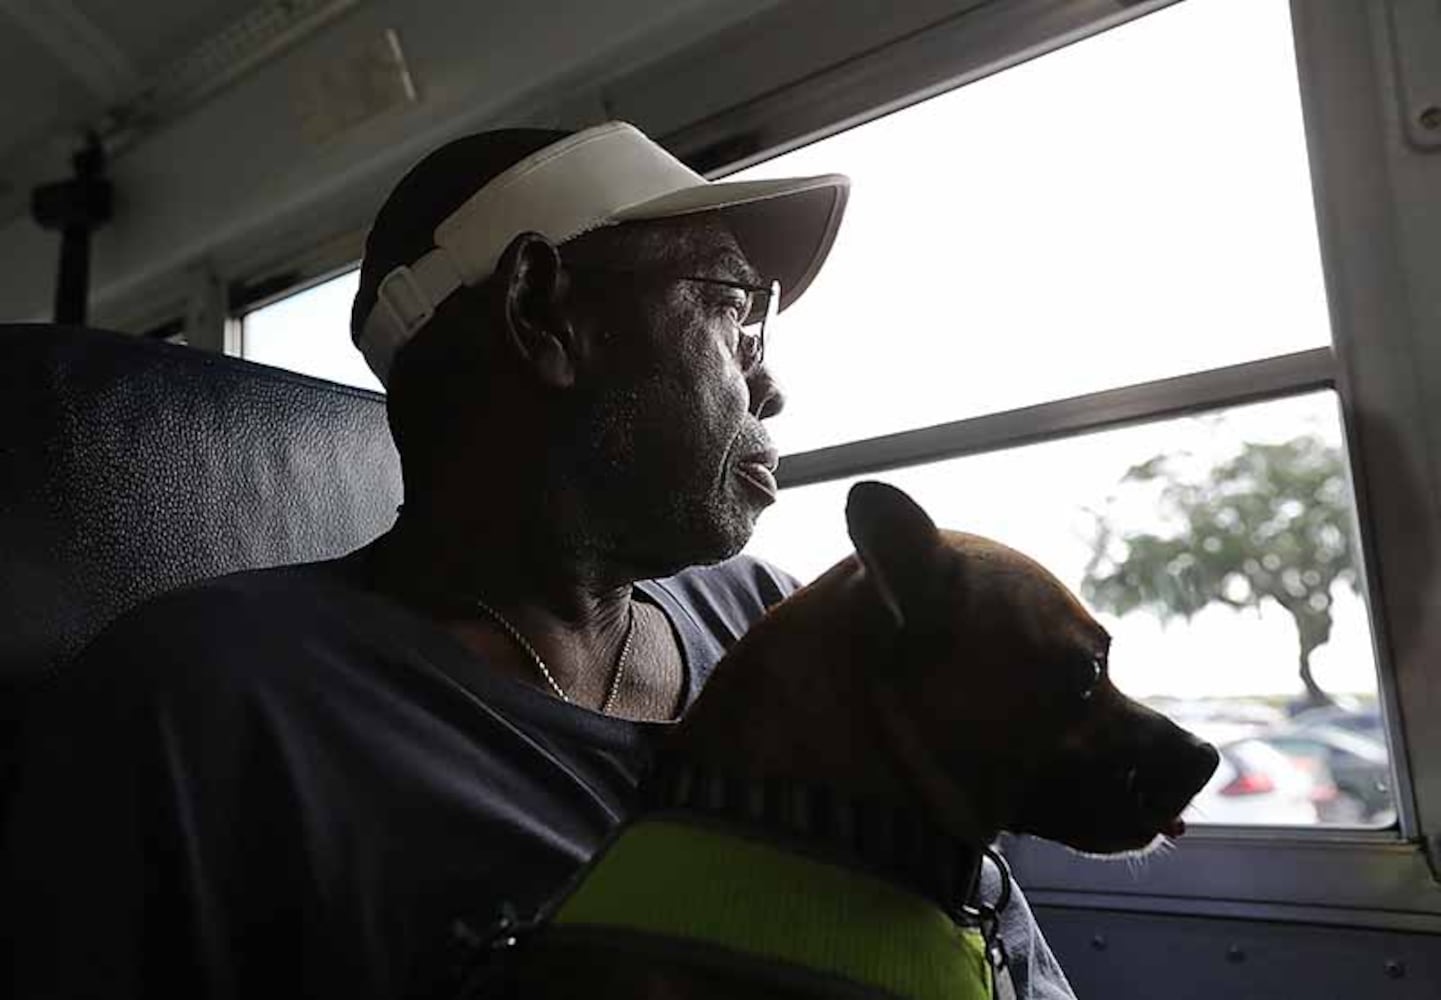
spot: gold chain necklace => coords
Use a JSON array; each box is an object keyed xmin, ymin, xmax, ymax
[{"xmin": 474, "ymin": 598, "xmax": 635, "ymax": 713}]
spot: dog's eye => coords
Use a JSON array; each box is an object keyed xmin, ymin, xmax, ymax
[
  {"xmin": 1077, "ymin": 655, "xmax": 1105, "ymax": 702},
  {"xmin": 1054, "ymin": 652, "xmax": 1106, "ymax": 711}
]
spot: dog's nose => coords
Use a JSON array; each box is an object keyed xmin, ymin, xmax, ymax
[
  {"xmin": 1136, "ymin": 734, "xmax": 1220, "ymax": 817},
  {"xmin": 1181, "ymin": 737, "xmax": 1221, "ymax": 794}
]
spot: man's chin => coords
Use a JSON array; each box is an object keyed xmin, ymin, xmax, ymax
[
  {"xmin": 669, "ymin": 523, "xmax": 755, "ymax": 572},
  {"xmin": 627, "ymin": 503, "xmax": 759, "ymax": 578}
]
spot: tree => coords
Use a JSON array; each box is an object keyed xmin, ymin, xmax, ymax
[{"xmin": 1081, "ymin": 435, "xmax": 1360, "ymax": 708}]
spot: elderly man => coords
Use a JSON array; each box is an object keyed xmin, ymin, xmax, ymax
[{"xmin": 2, "ymin": 123, "xmax": 1074, "ymax": 998}]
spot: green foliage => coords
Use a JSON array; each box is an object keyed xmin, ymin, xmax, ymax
[{"xmin": 1082, "ymin": 435, "xmax": 1360, "ymax": 704}]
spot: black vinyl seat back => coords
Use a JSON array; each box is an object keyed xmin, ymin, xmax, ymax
[{"xmin": 0, "ymin": 323, "xmax": 402, "ymax": 693}]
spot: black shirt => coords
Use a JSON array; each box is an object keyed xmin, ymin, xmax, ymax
[{"xmin": 2, "ymin": 554, "xmax": 1073, "ymax": 999}]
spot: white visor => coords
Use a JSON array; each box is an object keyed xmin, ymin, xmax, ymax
[{"xmin": 355, "ymin": 121, "xmax": 848, "ymax": 385}]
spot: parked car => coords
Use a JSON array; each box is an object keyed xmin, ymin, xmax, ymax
[
  {"xmin": 1186, "ymin": 738, "xmax": 1320, "ymax": 826},
  {"xmin": 1260, "ymin": 724, "xmax": 1393, "ymax": 825},
  {"xmin": 1289, "ymin": 705, "xmax": 1385, "ymax": 743}
]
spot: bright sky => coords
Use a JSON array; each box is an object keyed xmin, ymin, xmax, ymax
[
  {"xmin": 732, "ymin": 0, "xmax": 1377, "ymax": 702},
  {"xmin": 240, "ymin": 0, "xmax": 1380, "ymax": 704},
  {"xmin": 243, "ymin": 270, "xmax": 376, "ymax": 391}
]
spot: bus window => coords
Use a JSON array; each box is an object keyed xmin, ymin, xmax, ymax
[
  {"xmin": 735, "ymin": 0, "xmax": 1395, "ymax": 829},
  {"xmin": 729, "ymin": 0, "xmax": 1325, "ymax": 455}
]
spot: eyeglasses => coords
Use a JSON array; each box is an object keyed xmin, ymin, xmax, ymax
[{"xmin": 567, "ymin": 264, "xmax": 780, "ymax": 375}]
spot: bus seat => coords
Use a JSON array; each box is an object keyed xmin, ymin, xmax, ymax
[{"xmin": 0, "ymin": 323, "xmax": 401, "ymax": 800}]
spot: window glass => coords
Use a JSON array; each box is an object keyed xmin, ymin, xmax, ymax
[
  {"xmin": 729, "ymin": 0, "xmax": 1329, "ymax": 454},
  {"xmin": 241, "ymin": 269, "xmax": 381, "ymax": 392},
  {"xmin": 746, "ymin": 392, "xmax": 1394, "ymax": 827}
]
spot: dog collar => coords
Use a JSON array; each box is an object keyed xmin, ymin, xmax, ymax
[
  {"xmin": 642, "ymin": 759, "xmax": 985, "ymax": 912},
  {"xmin": 548, "ymin": 818, "xmax": 994, "ymax": 1000}
]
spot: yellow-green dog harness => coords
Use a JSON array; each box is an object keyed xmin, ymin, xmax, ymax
[{"xmin": 549, "ymin": 818, "xmax": 995, "ymax": 999}]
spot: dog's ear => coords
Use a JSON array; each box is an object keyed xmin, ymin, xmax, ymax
[{"xmin": 846, "ymin": 481, "xmax": 941, "ymax": 629}]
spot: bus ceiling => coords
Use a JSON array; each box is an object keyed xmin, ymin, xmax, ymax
[{"xmin": 0, "ymin": 0, "xmax": 1172, "ymax": 338}]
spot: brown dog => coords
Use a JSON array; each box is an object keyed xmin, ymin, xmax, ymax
[{"xmin": 465, "ymin": 481, "xmax": 1219, "ymax": 998}]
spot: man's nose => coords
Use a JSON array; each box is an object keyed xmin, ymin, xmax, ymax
[{"xmin": 747, "ymin": 364, "xmax": 785, "ymax": 420}]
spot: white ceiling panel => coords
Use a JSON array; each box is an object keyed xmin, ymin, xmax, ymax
[
  {"xmin": 68, "ymin": 0, "xmax": 262, "ymax": 78},
  {"xmin": 0, "ymin": 0, "xmax": 265, "ymax": 198},
  {"xmin": 0, "ymin": 0, "xmax": 365, "ymax": 229}
]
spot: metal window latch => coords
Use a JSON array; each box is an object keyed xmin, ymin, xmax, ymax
[{"xmin": 1386, "ymin": 0, "xmax": 1441, "ymax": 151}]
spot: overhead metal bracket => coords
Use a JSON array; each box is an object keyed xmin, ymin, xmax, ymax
[
  {"xmin": 1385, "ymin": 0, "xmax": 1441, "ymax": 151},
  {"xmin": 30, "ymin": 134, "xmax": 113, "ymax": 326}
]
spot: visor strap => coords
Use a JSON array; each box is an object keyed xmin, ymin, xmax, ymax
[{"xmin": 358, "ymin": 247, "xmax": 464, "ymax": 383}]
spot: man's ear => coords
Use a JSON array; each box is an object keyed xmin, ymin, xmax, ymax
[
  {"xmin": 845, "ymin": 481, "xmax": 942, "ymax": 630},
  {"xmin": 494, "ymin": 231, "xmax": 577, "ymax": 388}
]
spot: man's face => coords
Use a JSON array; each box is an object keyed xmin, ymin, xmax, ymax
[{"xmin": 560, "ymin": 219, "xmax": 785, "ymax": 576}]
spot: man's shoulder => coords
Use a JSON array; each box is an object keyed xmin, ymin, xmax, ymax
[
  {"xmin": 67, "ymin": 560, "xmax": 383, "ymax": 696},
  {"xmin": 659, "ymin": 553, "xmax": 800, "ymax": 601},
  {"xmin": 108, "ymin": 560, "xmax": 351, "ymax": 636},
  {"xmin": 647, "ymin": 553, "xmax": 801, "ymax": 644}
]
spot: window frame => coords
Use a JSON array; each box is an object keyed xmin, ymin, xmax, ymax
[
  {"xmin": 774, "ymin": 349, "xmax": 1337, "ymax": 488},
  {"xmin": 1290, "ymin": 0, "xmax": 1441, "ymax": 874}
]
